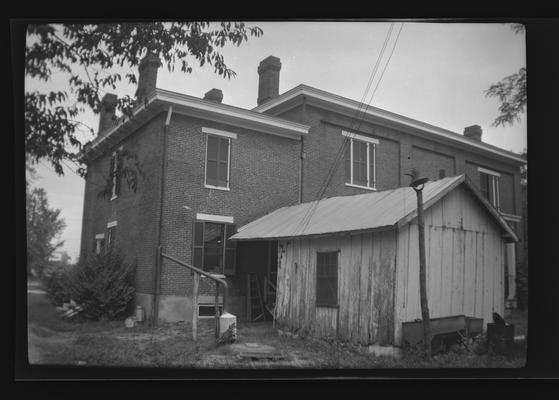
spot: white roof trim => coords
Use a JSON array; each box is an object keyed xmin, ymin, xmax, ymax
[
  {"xmin": 155, "ymin": 89, "xmax": 309, "ymax": 137},
  {"xmin": 254, "ymin": 85, "xmax": 526, "ymax": 164},
  {"xmin": 202, "ymin": 127, "xmax": 238, "ymax": 139},
  {"xmin": 342, "ymin": 130, "xmax": 379, "ymax": 144},
  {"xmin": 196, "ymin": 213, "xmax": 234, "ymax": 224},
  {"xmin": 478, "ymin": 166, "xmax": 501, "ymax": 177}
]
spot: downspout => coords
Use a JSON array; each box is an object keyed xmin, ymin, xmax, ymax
[
  {"xmin": 299, "ymin": 96, "xmax": 307, "ymax": 203},
  {"xmin": 152, "ymin": 105, "xmax": 173, "ymax": 325}
]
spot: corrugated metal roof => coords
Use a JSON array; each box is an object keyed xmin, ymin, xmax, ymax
[{"xmin": 232, "ymin": 175, "xmax": 466, "ymax": 240}]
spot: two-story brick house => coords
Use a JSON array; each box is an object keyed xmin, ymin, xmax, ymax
[{"xmin": 79, "ymin": 54, "xmax": 526, "ymax": 324}]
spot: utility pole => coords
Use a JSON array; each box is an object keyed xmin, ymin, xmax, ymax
[{"xmin": 406, "ymin": 169, "xmax": 432, "ymax": 356}]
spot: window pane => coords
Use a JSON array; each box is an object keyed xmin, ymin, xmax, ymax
[
  {"xmin": 369, "ymin": 145, "xmax": 375, "ymax": 187},
  {"xmin": 345, "ymin": 140, "xmax": 351, "ymax": 182},
  {"xmin": 207, "ymin": 136, "xmax": 218, "ymax": 160},
  {"xmin": 193, "ymin": 247, "xmax": 203, "ymax": 268},
  {"xmin": 480, "ymin": 173, "xmax": 489, "ymax": 199},
  {"xmin": 194, "ymin": 222, "xmax": 204, "ymax": 246},
  {"xmin": 218, "ymin": 161, "xmax": 228, "ymax": 186},
  {"xmin": 316, "ymin": 251, "xmax": 338, "ymax": 306},
  {"xmin": 219, "ymin": 138, "xmax": 229, "ymax": 163},
  {"xmin": 206, "ymin": 160, "xmax": 218, "ymax": 186},
  {"xmin": 203, "ymin": 247, "xmax": 222, "ymax": 272},
  {"xmin": 204, "ymin": 223, "xmax": 224, "ymax": 272}
]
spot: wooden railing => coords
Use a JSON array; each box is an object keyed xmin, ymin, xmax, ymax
[{"xmin": 159, "ymin": 247, "xmax": 228, "ymax": 340}]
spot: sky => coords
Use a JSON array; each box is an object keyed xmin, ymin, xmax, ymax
[{"xmin": 26, "ymin": 21, "xmax": 527, "ymax": 262}]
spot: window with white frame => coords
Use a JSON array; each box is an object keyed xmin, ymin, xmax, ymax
[
  {"xmin": 343, "ymin": 131, "xmax": 378, "ymax": 190},
  {"xmin": 94, "ymin": 234, "xmax": 105, "ymax": 254},
  {"xmin": 192, "ymin": 213, "xmax": 237, "ymax": 275},
  {"xmin": 110, "ymin": 148, "xmax": 122, "ymax": 199},
  {"xmin": 478, "ymin": 167, "xmax": 501, "ymax": 210},
  {"xmin": 204, "ymin": 127, "xmax": 236, "ymax": 190}
]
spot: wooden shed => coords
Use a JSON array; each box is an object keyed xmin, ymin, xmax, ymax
[{"xmin": 231, "ymin": 175, "xmax": 518, "ymax": 346}]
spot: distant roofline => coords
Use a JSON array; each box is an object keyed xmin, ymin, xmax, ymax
[{"xmin": 253, "ymin": 84, "xmax": 526, "ymax": 164}]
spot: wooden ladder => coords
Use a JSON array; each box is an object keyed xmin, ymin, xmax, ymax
[{"xmin": 247, "ymin": 273, "xmax": 266, "ymax": 322}]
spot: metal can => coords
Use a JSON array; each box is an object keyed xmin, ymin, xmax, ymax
[{"xmin": 135, "ymin": 305, "xmax": 145, "ymax": 323}]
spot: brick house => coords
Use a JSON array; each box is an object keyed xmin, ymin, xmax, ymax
[{"xmin": 79, "ymin": 54, "xmax": 526, "ymax": 323}]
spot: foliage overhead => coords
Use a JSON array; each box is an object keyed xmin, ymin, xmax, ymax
[
  {"xmin": 485, "ymin": 24, "xmax": 526, "ymax": 127},
  {"xmin": 26, "ymin": 187, "xmax": 66, "ymax": 277},
  {"xmin": 25, "ymin": 22, "xmax": 263, "ymax": 177}
]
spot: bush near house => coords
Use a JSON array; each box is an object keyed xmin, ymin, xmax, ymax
[{"xmin": 42, "ymin": 250, "xmax": 136, "ymax": 321}]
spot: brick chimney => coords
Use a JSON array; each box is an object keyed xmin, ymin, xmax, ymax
[
  {"xmin": 136, "ymin": 52, "xmax": 161, "ymax": 103},
  {"xmin": 98, "ymin": 93, "xmax": 118, "ymax": 135},
  {"xmin": 203, "ymin": 88, "xmax": 223, "ymax": 103},
  {"xmin": 464, "ymin": 125, "xmax": 482, "ymax": 141},
  {"xmin": 257, "ymin": 56, "xmax": 281, "ymax": 106}
]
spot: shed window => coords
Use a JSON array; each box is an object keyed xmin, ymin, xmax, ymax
[
  {"xmin": 343, "ymin": 131, "xmax": 377, "ymax": 190},
  {"xmin": 479, "ymin": 170, "xmax": 500, "ymax": 211},
  {"xmin": 316, "ymin": 251, "xmax": 338, "ymax": 307},
  {"xmin": 205, "ymin": 135, "xmax": 230, "ymax": 189},
  {"xmin": 192, "ymin": 221, "xmax": 237, "ymax": 275}
]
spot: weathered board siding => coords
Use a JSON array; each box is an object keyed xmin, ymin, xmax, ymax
[
  {"xmin": 276, "ymin": 230, "xmax": 397, "ymax": 345},
  {"xmin": 393, "ymin": 186, "xmax": 505, "ymax": 345}
]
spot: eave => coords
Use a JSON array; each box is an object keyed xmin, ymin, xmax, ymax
[
  {"xmin": 253, "ymin": 84, "xmax": 526, "ymax": 165},
  {"xmin": 80, "ymin": 88, "xmax": 311, "ymax": 163}
]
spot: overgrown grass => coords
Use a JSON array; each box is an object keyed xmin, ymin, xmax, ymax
[{"xmin": 28, "ymin": 290, "xmax": 527, "ymax": 368}]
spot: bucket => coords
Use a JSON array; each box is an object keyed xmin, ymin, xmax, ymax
[
  {"xmin": 219, "ymin": 313, "xmax": 237, "ymax": 339},
  {"xmin": 135, "ymin": 305, "xmax": 145, "ymax": 323}
]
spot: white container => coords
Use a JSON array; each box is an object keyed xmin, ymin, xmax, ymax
[
  {"xmin": 219, "ymin": 312, "xmax": 237, "ymax": 339},
  {"xmin": 135, "ymin": 306, "xmax": 145, "ymax": 323}
]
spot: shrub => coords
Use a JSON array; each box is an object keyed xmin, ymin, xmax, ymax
[
  {"xmin": 67, "ymin": 250, "xmax": 136, "ymax": 321},
  {"xmin": 43, "ymin": 250, "xmax": 136, "ymax": 321},
  {"xmin": 42, "ymin": 264, "xmax": 74, "ymax": 306}
]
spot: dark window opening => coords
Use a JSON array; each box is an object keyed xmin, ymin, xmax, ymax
[
  {"xmin": 316, "ymin": 251, "xmax": 338, "ymax": 307},
  {"xmin": 198, "ymin": 304, "xmax": 223, "ymax": 317},
  {"xmin": 193, "ymin": 221, "xmax": 237, "ymax": 275}
]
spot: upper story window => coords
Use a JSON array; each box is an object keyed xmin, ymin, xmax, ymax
[
  {"xmin": 203, "ymin": 127, "xmax": 237, "ymax": 190},
  {"xmin": 478, "ymin": 167, "xmax": 501, "ymax": 211},
  {"xmin": 192, "ymin": 213, "xmax": 237, "ymax": 275},
  {"xmin": 110, "ymin": 147, "xmax": 123, "ymax": 200},
  {"xmin": 343, "ymin": 130, "xmax": 378, "ymax": 190}
]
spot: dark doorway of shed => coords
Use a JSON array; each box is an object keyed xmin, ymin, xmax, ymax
[{"xmin": 237, "ymin": 240, "xmax": 278, "ymax": 322}]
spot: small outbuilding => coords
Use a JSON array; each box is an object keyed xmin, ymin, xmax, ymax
[{"xmin": 231, "ymin": 175, "xmax": 518, "ymax": 346}]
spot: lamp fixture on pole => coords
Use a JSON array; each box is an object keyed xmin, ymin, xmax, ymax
[{"xmin": 405, "ymin": 168, "xmax": 432, "ymax": 356}]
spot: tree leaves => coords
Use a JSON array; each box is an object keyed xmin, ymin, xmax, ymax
[
  {"xmin": 485, "ymin": 67, "xmax": 527, "ymax": 127},
  {"xmin": 26, "ymin": 187, "xmax": 66, "ymax": 277},
  {"xmin": 25, "ymin": 22, "xmax": 264, "ymax": 177}
]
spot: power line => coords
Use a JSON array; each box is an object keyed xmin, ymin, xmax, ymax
[
  {"xmin": 292, "ymin": 24, "xmax": 397, "ymax": 237},
  {"xmin": 294, "ymin": 23, "xmax": 405, "ymax": 237}
]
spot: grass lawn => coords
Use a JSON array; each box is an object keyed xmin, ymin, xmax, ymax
[{"xmin": 27, "ymin": 287, "xmax": 527, "ymax": 369}]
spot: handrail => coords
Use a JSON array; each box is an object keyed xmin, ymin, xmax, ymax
[{"xmin": 160, "ymin": 250, "xmax": 228, "ymax": 313}]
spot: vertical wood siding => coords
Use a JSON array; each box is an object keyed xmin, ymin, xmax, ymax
[
  {"xmin": 393, "ymin": 186, "xmax": 505, "ymax": 345},
  {"xmin": 276, "ymin": 230, "xmax": 397, "ymax": 345}
]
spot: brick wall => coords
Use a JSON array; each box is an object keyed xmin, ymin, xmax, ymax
[
  {"xmin": 158, "ymin": 113, "xmax": 300, "ymax": 301},
  {"xmin": 270, "ymin": 101, "xmax": 524, "ymax": 249},
  {"xmin": 79, "ymin": 114, "xmax": 164, "ymax": 295}
]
